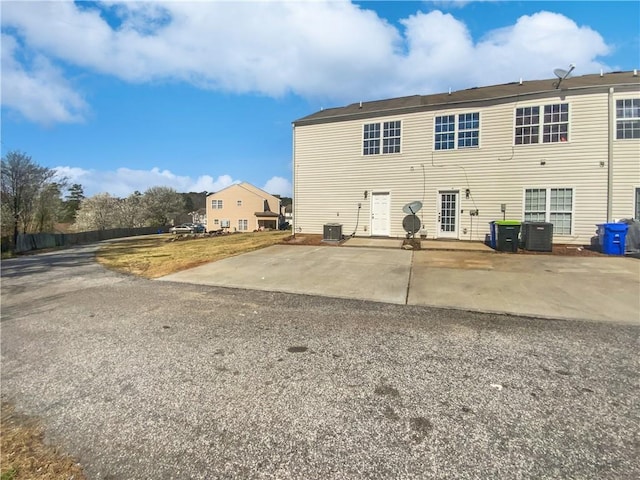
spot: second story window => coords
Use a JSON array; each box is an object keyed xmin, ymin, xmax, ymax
[
  {"xmin": 363, "ymin": 123, "xmax": 380, "ymax": 155},
  {"xmin": 363, "ymin": 121, "xmax": 401, "ymax": 155},
  {"xmin": 237, "ymin": 200, "xmax": 243, "ymax": 207},
  {"xmin": 434, "ymin": 113, "xmax": 479, "ymax": 150},
  {"xmin": 383, "ymin": 121, "xmax": 401, "ymax": 153},
  {"xmin": 515, "ymin": 103, "xmax": 569, "ymax": 144},
  {"xmin": 543, "ymin": 104, "xmax": 569, "ymax": 143},
  {"xmin": 211, "ymin": 199, "xmax": 223, "ymax": 209},
  {"xmin": 616, "ymin": 99, "xmax": 640, "ymax": 139},
  {"xmin": 435, "ymin": 115, "xmax": 455, "ymax": 150},
  {"xmin": 458, "ymin": 113, "xmax": 479, "ymax": 148}
]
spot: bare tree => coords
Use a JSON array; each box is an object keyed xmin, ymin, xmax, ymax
[
  {"xmin": 114, "ymin": 191, "xmax": 146, "ymax": 228},
  {"xmin": 1, "ymin": 151, "xmax": 60, "ymax": 245},
  {"xmin": 33, "ymin": 183, "xmax": 64, "ymax": 232},
  {"xmin": 73, "ymin": 193, "xmax": 119, "ymax": 231}
]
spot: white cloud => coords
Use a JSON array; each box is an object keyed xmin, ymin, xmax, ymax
[
  {"xmin": 1, "ymin": 34, "xmax": 88, "ymax": 125},
  {"xmin": 55, "ymin": 165, "xmax": 239, "ymax": 197},
  {"xmin": 472, "ymin": 11, "xmax": 610, "ymax": 86},
  {"xmin": 2, "ymin": 2, "xmax": 614, "ymax": 124},
  {"xmin": 262, "ymin": 176, "xmax": 292, "ymax": 197}
]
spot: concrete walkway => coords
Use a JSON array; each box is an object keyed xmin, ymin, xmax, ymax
[{"xmin": 159, "ymin": 240, "xmax": 640, "ymax": 324}]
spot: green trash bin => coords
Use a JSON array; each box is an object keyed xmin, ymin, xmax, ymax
[{"xmin": 495, "ymin": 220, "xmax": 521, "ymax": 252}]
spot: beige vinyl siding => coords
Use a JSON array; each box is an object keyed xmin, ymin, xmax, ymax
[
  {"xmin": 611, "ymin": 92, "xmax": 640, "ymax": 221},
  {"xmin": 294, "ymin": 85, "xmax": 639, "ymax": 245},
  {"xmin": 206, "ymin": 183, "xmax": 281, "ymax": 233}
]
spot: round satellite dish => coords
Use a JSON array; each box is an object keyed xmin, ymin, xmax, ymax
[
  {"xmin": 402, "ymin": 215, "xmax": 421, "ymax": 234},
  {"xmin": 553, "ymin": 68, "xmax": 570, "ymax": 79},
  {"xmin": 402, "ymin": 201, "xmax": 423, "ymax": 215}
]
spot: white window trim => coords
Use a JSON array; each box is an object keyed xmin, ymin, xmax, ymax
[
  {"xmin": 514, "ymin": 102, "xmax": 571, "ymax": 146},
  {"xmin": 433, "ymin": 112, "xmax": 480, "ymax": 151},
  {"xmin": 362, "ymin": 122, "xmax": 380, "ymax": 156},
  {"xmin": 522, "ymin": 186, "xmax": 575, "ymax": 236},
  {"xmin": 362, "ymin": 120, "xmax": 402, "ymax": 156},
  {"xmin": 433, "ymin": 114, "xmax": 456, "ymax": 151},
  {"xmin": 615, "ymin": 98, "xmax": 640, "ymax": 140}
]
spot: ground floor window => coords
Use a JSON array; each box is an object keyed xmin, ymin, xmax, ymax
[
  {"xmin": 238, "ymin": 219, "xmax": 248, "ymax": 231},
  {"xmin": 524, "ymin": 187, "xmax": 573, "ymax": 235}
]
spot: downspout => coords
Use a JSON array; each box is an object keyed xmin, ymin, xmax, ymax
[
  {"xmin": 607, "ymin": 87, "xmax": 614, "ymax": 222},
  {"xmin": 291, "ymin": 123, "xmax": 296, "ymax": 238}
]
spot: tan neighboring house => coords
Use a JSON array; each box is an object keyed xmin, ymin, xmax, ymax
[
  {"xmin": 292, "ymin": 71, "xmax": 640, "ymax": 245},
  {"xmin": 206, "ymin": 183, "xmax": 281, "ymax": 233}
]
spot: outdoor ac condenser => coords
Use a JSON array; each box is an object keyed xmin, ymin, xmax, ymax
[
  {"xmin": 522, "ymin": 222, "xmax": 553, "ymax": 251},
  {"xmin": 323, "ymin": 223, "xmax": 342, "ymax": 241}
]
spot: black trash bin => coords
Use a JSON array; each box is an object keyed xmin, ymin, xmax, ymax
[{"xmin": 495, "ymin": 220, "xmax": 521, "ymax": 252}]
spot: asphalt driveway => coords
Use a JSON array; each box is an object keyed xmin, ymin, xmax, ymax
[{"xmin": 1, "ymin": 244, "xmax": 639, "ymax": 479}]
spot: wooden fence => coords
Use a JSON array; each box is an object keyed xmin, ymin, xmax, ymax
[{"xmin": 2, "ymin": 226, "xmax": 168, "ymax": 254}]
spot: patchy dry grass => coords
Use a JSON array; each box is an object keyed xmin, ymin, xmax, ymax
[
  {"xmin": 1, "ymin": 402, "xmax": 86, "ymax": 480},
  {"xmin": 96, "ymin": 231, "xmax": 291, "ymax": 278}
]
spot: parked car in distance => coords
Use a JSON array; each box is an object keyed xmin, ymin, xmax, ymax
[
  {"xmin": 193, "ymin": 224, "xmax": 206, "ymax": 233},
  {"xmin": 169, "ymin": 224, "xmax": 195, "ymax": 234}
]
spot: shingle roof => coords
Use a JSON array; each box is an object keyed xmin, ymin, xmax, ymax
[{"xmin": 293, "ymin": 71, "xmax": 640, "ymax": 126}]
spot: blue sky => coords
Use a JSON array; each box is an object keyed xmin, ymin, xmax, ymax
[{"xmin": 2, "ymin": 1, "xmax": 639, "ymax": 198}]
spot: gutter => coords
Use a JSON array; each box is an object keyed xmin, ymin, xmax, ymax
[
  {"xmin": 607, "ymin": 87, "xmax": 614, "ymax": 222},
  {"xmin": 291, "ymin": 123, "xmax": 296, "ymax": 237}
]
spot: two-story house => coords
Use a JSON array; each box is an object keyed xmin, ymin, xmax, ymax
[
  {"xmin": 206, "ymin": 183, "xmax": 281, "ymax": 233},
  {"xmin": 292, "ymin": 71, "xmax": 640, "ymax": 245}
]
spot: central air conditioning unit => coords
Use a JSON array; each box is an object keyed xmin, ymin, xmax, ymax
[
  {"xmin": 323, "ymin": 223, "xmax": 342, "ymax": 242},
  {"xmin": 521, "ymin": 222, "xmax": 553, "ymax": 251}
]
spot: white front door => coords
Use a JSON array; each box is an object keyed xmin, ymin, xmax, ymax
[
  {"xmin": 371, "ymin": 192, "xmax": 390, "ymax": 236},
  {"xmin": 438, "ymin": 191, "xmax": 459, "ymax": 238}
]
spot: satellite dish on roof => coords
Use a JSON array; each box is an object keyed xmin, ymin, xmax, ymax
[
  {"xmin": 553, "ymin": 63, "xmax": 575, "ymax": 89},
  {"xmin": 402, "ymin": 200, "xmax": 423, "ymax": 215}
]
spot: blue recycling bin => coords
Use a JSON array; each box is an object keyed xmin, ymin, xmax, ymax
[
  {"xmin": 597, "ymin": 223, "xmax": 629, "ymax": 255},
  {"xmin": 489, "ymin": 221, "xmax": 497, "ymax": 249}
]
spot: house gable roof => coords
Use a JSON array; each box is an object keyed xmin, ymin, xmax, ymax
[
  {"xmin": 293, "ymin": 71, "xmax": 640, "ymax": 127},
  {"xmin": 206, "ymin": 182, "xmax": 279, "ymax": 202}
]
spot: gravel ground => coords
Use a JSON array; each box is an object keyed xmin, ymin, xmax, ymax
[{"xmin": 1, "ymin": 247, "xmax": 639, "ymax": 479}]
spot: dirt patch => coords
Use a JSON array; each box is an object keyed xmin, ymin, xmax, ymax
[
  {"xmin": 515, "ymin": 244, "xmax": 604, "ymax": 257},
  {"xmin": 402, "ymin": 238, "xmax": 421, "ymax": 250},
  {"xmin": 281, "ymin": 234, "xmax": 325, "ymax": 246},
  {"xmin": 1, "ymin": 402, "xmax": 87, "ymax": 480},
  {"xmin": 281, "ymin": 235, "xmax": 604, "ymax": 257}
]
